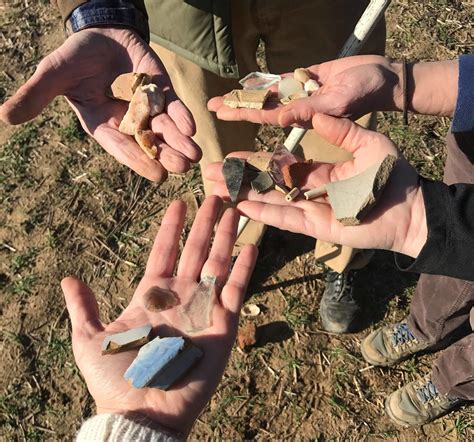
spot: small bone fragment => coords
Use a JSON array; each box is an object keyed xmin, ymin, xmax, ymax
[
  {"xmin": 108, "ymin": 72, "xmax": 151, "ymax": 101},
  {"xmin": 285, "ymin": 187, "xmax": 301, "ymax": 202},
  {"xmin": 101, "ymin": 324, "xmax": 152, "ymax": 355},
  {"xmin": 326, "ymin": 155, "xmax": 397, "ymax": 226},
  {"xmin": 223, "ymin": 89, "xmax": 271, "ymax": 109},
  {"xmin": 141, "ymin": 84, "xmax": 165, "ymax": 116},
  {"xmin": 124, "ymin": 336, "xmax": 202, "ymax": 390},
  {"xmin": 242, "ymin": 304, "xmax": 260, "ymax": 317},
  {"xmin": 280, "ymin": 90, "xmax": 308, "ymax": 105},
  {"xmin": 251, "ymin": 171, "xmax": 274, "ymax": 194},
  {"xmin": 278, "ymin": 77, "xmax": 304, "ymax": 99},
  {"xmin": 246, "ymin": 152, "xmax": 271, "ymax": 172},
  {"xmin": 239, "ymin": 71, "xmax": 281, "ymax": 90},
  {"xmin": 119, "ymin": 87, "xmax": 150, "ymax": 135},
  {"xmin": 304, "ymin": 79, "xmax": 320, "ymax": 93},
  {"xmin": 179, "ymin": 276, "xmax": 216, "ymax": 333},
  {"xmin": 304, "ymin": 184, "xmax": 328, "ymax": 200},
  {"xmin": 143, "ymin": 287, "xmax": 179, "ymax": 312},
  {"xmin": 223, "ymin": 158, "xmax": 246, "ymax": 203},
  {"xmin": 294, "ymin": 68, "xmax": 311, "ymax": 84},
  {"xmin": 238, "ymin": 323, "xmax": 258, "ymax": 350},
  {"xmin": 134, "ymin": 130, "xmax": 158, "ymax": 159}
]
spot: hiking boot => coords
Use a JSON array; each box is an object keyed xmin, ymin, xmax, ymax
[
  {"xmin": 385, "ymin": 376, "xmax": 465, "ymax": 427},
  {"xmin": 361, "ymin": 321, "xmax": 431, "ymax": 367},
  {"xmin": 319, "ymin": 269, "xmax": 359, "ymax": 334}
]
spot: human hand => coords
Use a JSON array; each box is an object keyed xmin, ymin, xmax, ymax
[
  {"xmin": 205, "ymin": 114, "xmax": 427, "ymax": 258},
  {"xmin": 0, "ymin": 28, "xmax": 201, "ymax": 182},
  {"xmin": 208, "ymin": 55, "xmax": 402, "ymax": 127},
  {"xmin": 61, "ymin": 196, "xmax": 258, "ymax": 436}
]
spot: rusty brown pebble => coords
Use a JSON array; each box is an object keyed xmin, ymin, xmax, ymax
[
  {"xmin": 143, "ymin": 286, "xmax": 179, "ymax": 312},
  {"xmin": 237, "ymin": 323, "xmax": 258, "ymax": 350}
]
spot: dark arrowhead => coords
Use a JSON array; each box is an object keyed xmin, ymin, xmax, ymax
[{"xmin": 223, "ymin": 158, "xmax": 246, "ymax": 202}]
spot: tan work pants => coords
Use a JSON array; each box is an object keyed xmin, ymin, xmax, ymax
[{"xmin": 151, "ymin": 0, "xmax": 385, "ymax": 271}]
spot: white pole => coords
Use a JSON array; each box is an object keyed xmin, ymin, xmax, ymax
[{"xmin": 237, "ymin": 0, "xmax": 391, "ymax": 238}]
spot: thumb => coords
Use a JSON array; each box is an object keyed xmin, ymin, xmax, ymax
[
  {"xmin": 278, "ymin": 93, "xmax": 336, "ymax": 127},
  {"xmin": 311, "ymin": 113, "xmax": 373, "ymax": 155},
  {"xmin": 61, "ymin": 276, "xmax": 103, "ymax": 337},
  {"xmin": 0, "ymin": 54, "xmax": 68, "ymax": 124}
]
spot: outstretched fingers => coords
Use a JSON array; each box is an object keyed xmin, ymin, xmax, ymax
[
  {"xmin": 177, "ymin": 196, "xmax": 223, "ymax": 281},
  {"xmin": 145, "ymin": 200, "xmax": 187, "ymax": 278},
  {"xmin": 61, "ymin": 277, "xmax": 103, "ymax": 338},
  {"xmin": 200, "ymin": 208, "xmax": 239, "ymax": 287},
  {"xmin": 220, "ymin": 244, "xmax": 258, "ymax": 315}
]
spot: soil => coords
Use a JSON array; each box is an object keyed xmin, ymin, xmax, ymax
[{"xmin": 1, "ymin": 1, "xmax": 473, "ymax": 440}]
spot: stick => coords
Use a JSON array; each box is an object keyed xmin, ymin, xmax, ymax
[{"xmin": 237, "ymin": 0, "xmax": 391, "ymax": 237}]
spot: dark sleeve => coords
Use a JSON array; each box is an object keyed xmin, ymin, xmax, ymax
[
  {"xmin": 53, "ymin": 0, "xmax": 149, "ymax": 42},
  {"xmin": 394, "ymin": 178, "xmax": 474, "ymax": 281},
  {"xmin": 452, "ymin": 54, "xmax": 474, "ymax": 133}
]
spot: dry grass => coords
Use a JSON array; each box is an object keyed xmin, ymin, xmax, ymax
[{"xmin": 0, "ymin": 0, "xmax": 473, "ymax": 440}]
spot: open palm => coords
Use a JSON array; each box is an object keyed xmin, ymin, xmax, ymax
[
  {"xmin": 207, "ymin": 54, "xmax": 399, "ymax": 127},
  {"xmin": 61, "ymin": 197, "xmax": 257, "ymax": 436},
  {"xmin": 0, "ymin": 28, "xmax": 201, "ymax": 182},
  {"xmin": 206, "ymin": 115, "xmax": 424, "ymax": 257}
]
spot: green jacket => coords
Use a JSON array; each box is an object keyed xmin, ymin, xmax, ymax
[
  {"xmin": 56, "ymin": 0, "xmax": 238, "ymax": 78},
  {"xmin": 145, "ymin": 0, "xmax": 238, "ymax": 78}
]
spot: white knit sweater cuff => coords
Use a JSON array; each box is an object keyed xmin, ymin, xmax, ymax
[{"xmin": 76, "ymin": 413, "xmax": 182, "ymax": 441}]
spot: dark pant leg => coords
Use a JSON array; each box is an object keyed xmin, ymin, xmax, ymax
[
  {"xmin": 432, "ymin": 309, "xmax": 474, "ymax": 400},
  {"xmin": 408, "ymin": 130, "xmax": 474, "ymax": 343}
]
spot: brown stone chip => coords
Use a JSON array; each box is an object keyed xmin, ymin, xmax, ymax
[
  {"xmin": 134, "ymin": 130, "xmax": 158, "ymax": 159},
  {"xmin": 143, "ymin": 286, "xmax": 179, "ymax": 312},
  {"xmin": 119, "ymin": 86, "xmax": 150, "ymax": 135},
  {"xmin": 108, "ymin": 72, "xmax": 151, "ymax": 102},
  {"xmin": 238, "ymin": 322, "xmax": 258, "ymax": 350}
]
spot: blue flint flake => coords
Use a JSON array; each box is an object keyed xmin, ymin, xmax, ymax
[
  {"xmin": 223, "ymin": 158, "xmax": 246, "ymax": 203},
  {"xmin": 179, "ymin": 275, "xmax": 216, "ymax": 333},
  {"xmin": 101, "ymin": 324, "xmax": 152, "ymax": 355},
  {"xmin": 148, "ymin": 343, "xmax": 203, "ymax": 390},
  {"xmin": 124, "ymin": 336, "xmax": 185, "ymax": 388}
]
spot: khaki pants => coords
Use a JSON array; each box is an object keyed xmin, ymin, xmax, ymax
[
  {"xmin": 151, "ymin": 0, "xmax": 385, "ymax": 271},
  {"xmin": 408, "ymin": 130, "xmax": 474, "ymax": 400}
]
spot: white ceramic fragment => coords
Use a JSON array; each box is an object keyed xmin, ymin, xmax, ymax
[
  {"xmin": 101, "ymin": 324, "xmax": 153, "ymax": 355},
  {"xmin": 141, "ymin": 83, "xmax": 165, "ymax": 116},
  {"xmin": 239, "ymin": 71, "xmax": 281, "ymax": 90},
  {"xmin": 304, "ymin": 79, "xmax": 320, "ymax": 93},
  {"xmin": 278, "ymin": 77, "xmax": 304, "ymax": 99},
  {"xmin": 241, "ymin": 304, "xmax": 260, "ymax": 317}
]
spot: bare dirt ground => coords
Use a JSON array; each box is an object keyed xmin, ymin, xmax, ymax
[{"xmin": 1, "ymin": 0, "xmax": 473, "ymax": 440}]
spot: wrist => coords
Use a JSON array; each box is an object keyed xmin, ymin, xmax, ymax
[
  {"xmin": 65, "ymin": 0, "xmax": 149, "ymax": 42},
  {"xmin": 96, "ymin": 408, "xmax": 186, "ymax": 439},
  {"xmin": 389, "ymin": 61, "xmax": 404, "ymax": 112},
  {"xmin": 397, "ymin": 183, "xmax": 427, "ymax": 258}
]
